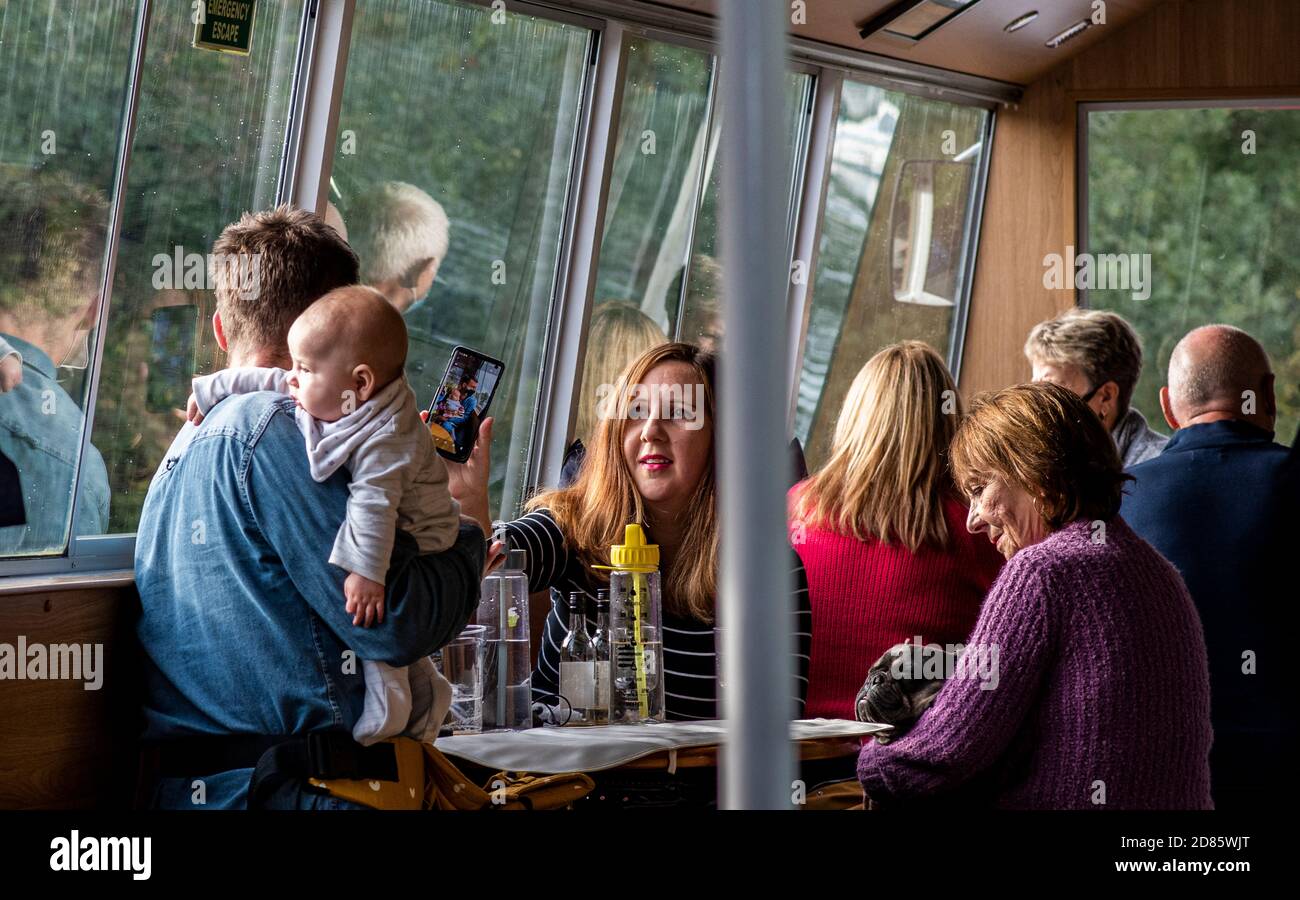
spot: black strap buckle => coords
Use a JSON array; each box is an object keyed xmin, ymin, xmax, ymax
[
  {"xmin": 307, "ymin": 732, "xmax": 360, "ymax": 780},
  {"xmin": 306, "ymin": 733, "xmax": 399, "ymax": 782}
]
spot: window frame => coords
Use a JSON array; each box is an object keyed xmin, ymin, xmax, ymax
[
  {"xmin": 1, "ymin": 0, "xmax": 1008, "ymax": 580},
  {"xmin": 786, "ymin": 75, "xmax": 996, "ymax": 441},
  {"xmin": 0, "ymin": 0, "xmax": 157, "ymax": 578},
  {"xmin": 946, "ymin": 106, "xmax": 996, "ymax": 380},
  {"xmin": 0, "ymin": 0, "xmax": 321, "ymax": 579},
  {"xmin": 1075, "ymin": 96, "xmax": 1300, "ymax": 311}
]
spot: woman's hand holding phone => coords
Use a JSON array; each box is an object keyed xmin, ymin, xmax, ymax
[{"xmin": 446, "ymin": 415, "xmax": 494, "ymax": 537}]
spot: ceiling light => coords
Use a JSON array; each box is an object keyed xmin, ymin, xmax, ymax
[
  {"xmin": 859, "ymin": 0, "xmax": 983, "ymax": 44},
  {"xmin": 1046, "ymin": 19, "xmax": 1091, "ymax": 48},
  {"xmin": 1004, "ymin": 11, "xmax": 1038, "ymax": 33}
]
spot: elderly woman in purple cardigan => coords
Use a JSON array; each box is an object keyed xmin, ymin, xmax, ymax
[{"xmin": 858, "ymin": 382, "xmax": 1212, "ymax": 809}]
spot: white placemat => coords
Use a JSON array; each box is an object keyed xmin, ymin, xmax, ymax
[{"xmin": 434, "ymin": 718, "xmax": 889, "ymax": 774}]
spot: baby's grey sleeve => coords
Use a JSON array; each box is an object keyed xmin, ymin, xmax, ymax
[
  {"xmin": 193, "ymin": 366, "xmax": 291, "ymax": 413},
  {"xmin": 328, "ymin": 427, "xmax": 411, "ymax": 584}
]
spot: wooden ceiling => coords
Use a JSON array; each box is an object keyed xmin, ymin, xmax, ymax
[{"xmin": 649, "ymin": 0, "xmax": 1172, "ymax": 86}]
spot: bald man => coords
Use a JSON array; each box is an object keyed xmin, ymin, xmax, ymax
[{"xmin": 1122, "ymin": 325, "xmax": 1298, "ymax": 809}]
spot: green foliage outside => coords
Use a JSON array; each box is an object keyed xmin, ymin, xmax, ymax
[{"xmin": 1088, "ymin": 108, "xmax": 1300, "ymax": 446}]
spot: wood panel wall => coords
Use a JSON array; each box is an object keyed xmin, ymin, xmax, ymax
[
  {"xmin": 959, "ymin": 0, "xmax": 1300, "ymax": 397},
  {"xmin": 0, "ymin": 587, "xmax": 140, "ymax": 809}
]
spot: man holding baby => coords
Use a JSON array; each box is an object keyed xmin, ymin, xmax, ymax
[{"xmin": 134, "ymin": 206, "xmax": 486, "ymax": 809}]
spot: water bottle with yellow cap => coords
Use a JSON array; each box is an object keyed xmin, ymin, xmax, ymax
[{"xmin": 596, "ymin": 523, "xmax": 665, "ymax": 724}]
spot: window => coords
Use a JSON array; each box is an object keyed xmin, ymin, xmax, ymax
[
  {"xmin": 0, "ymin": 0, "xmax": 135, "ymax": 556},
  {"xmin": 576, "ymin": 32, "xmax": 812, "ymax": 447},
  {"xmin": 794, "ymin": 82, "xmax": 988, "ymax": 467},
  {"xmin": 1084, "ymin": 103, "xmax": 1300, "ymax": 445},
  {"xmin": 331, "ymin": 0, "xmax": 593, "ymax": 519},
  {"xmin": 676, "ymin": 71, "xmax": 814, "ymax": 350},
  {"xmin": 0, "ymin": 0, "xmax": 1000, "ymax": 572},
  {"xmin": 86, "ymin": 0, "xmax": 305, "ymax": 545},
  {"xmin": 592, "ymin": 35, "xmax": 712, "ymax": 340}
]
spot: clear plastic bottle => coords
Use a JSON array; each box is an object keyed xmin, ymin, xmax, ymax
[
  {"xmin": 478, "ymin": 542, "xmax": 532, "ymax": 730},
  {"xmin": 602, "ymin": 524, "xmax": 665, "ymax": 724},
  {"xmin": 558, "ymin": 592, "xmax": 599, "ymax": 726}
]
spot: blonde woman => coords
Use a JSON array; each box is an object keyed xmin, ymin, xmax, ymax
[
  {"xmin": 575, "ymin": 302, "xmax": 668, "ymax": 442},
  {"xmin": 450, "ymin": 342, "xmax": 811, "ymax": 721},
  {"xmin": 789, "ymin": 341, "xmax": 1002, "ymax": 720},
  {"xmin": 563, "ymin": 302, "xmax": 668, "ymax": 485}
]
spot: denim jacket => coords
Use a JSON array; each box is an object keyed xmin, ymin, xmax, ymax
[
  {"xmin": 134, "ymin": 392, "xmax": 484, "ymax": 808},
  {"xmin": 0, "ymin": 334, "xmax": 108, "ymax": 554}
]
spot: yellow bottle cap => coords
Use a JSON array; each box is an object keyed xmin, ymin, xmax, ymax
[{"xmin": 608, "ymin": 523, "xmax": 659, "ymax": 571}]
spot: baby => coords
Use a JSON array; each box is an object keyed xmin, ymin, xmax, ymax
[
  {"xmin": 188, "ymin": 285, "xmax": 461, "ymax": 745},
  {"xmin": 432, "ymin": 385, "xmax": 462, "ymax": 442}
]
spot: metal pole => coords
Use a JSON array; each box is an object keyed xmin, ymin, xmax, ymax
[
  {"xmin": 288, "ymin": 0, "xmax": 356, "ymax": 214},
  {"xmin": 718, "ymin": 0, "xmax": 795, "ymax": 810}
]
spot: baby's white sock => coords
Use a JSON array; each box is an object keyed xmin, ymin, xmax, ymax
[
  {"xmin": 353, "ymin": 660, "xmax": 413, "ymax": 746},
  {"xmin": 405, "ymin": 656, "xmax": 453, "ymax": 743}
]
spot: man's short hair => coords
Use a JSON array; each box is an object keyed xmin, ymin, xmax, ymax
[
  {"xmin": 1024, "ymin": 308, "xmax": 1145, "ymax": 419},
  {"xmin": 346, "ymin": 182, "xmax": 450, "ymax": 286},
  {"xmin": 212, "ymin": 204, "xmax": 359, "ymax": 354}
]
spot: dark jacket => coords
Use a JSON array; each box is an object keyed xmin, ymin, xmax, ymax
[{"xmin": 1121, "ymin": 419, "xmax": 1299, "ymax": 802}]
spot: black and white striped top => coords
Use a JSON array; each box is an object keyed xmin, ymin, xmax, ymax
[{"xmin": 503, "ymin": 508, "xmax": 812, "ymax": 721}]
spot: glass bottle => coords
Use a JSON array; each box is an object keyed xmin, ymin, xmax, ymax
[
  {"xmin": 558, "ymin": 592, "xmax": 598, "ymax": 726},
  {"xmin": 590, "ymin": 590, "xmax": 611, "ymax": 725}
]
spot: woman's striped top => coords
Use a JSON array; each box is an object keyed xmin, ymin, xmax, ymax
[{"xmin": 502, "ymin": 508, "xmax": 812, "ymax": 721}]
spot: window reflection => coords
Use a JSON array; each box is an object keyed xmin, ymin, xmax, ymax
[
  {"xmin": 0, "ymin": 0, "xmax": 135, "ymax": 555},
  {"xmin": 90, "ymin": 0, "xmax": 304, "ymax": 538},
  {"xmin": 796, "ymin": 83, "xmax": 987, "ymax": 468},
  {"xmin": 333, "ymin": 0, "xmax": 593, "ymax": 518}
]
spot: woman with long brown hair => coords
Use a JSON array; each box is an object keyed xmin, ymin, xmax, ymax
[
  {"xmin": 451, "ymin": 341, "xmax": 811, "ymax": 720},
  {"xmin": 790, "ymin": 341, "xmax": 1002, "ymax": 720}
]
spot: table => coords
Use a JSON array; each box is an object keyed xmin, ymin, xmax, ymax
[{"xmin": 435, "ymin": 719, "xmax": 887, "ymax": 808}]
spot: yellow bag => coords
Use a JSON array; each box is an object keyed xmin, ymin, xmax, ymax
[
  {"xmin": 802, "ymin": 778, "xmax": 866, "ymax": 811},
  {"xmin": 309, "ymin": 738, "xmax": 595, "ymax": 810},
  {"xmin": 307, "ymin": 737, "xmax": 427, "ymax": 810}
]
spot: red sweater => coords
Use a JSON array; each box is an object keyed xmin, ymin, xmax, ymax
[{"xmin": 789, "ymin": 486, "xmax": 1004, "ymax": 720}]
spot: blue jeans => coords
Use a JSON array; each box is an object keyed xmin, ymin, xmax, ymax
[
  {"xmin": 149, "ymin": 770, "xmax": 369, "ymax": 810},
  {"xmin": 135, "ymin": 393, "xmax": 484, "ymax": 809}
]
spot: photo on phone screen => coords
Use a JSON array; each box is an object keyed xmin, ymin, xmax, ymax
[
  {"xmin": 426, "ymin": 346, "xmax": 505, "ymax": 463},
  {"xmin": 146, "ymin": 304, "xmax": 199, "ymax": 414}
]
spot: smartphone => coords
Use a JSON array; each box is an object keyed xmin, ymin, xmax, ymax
[
  {"xmin": 426, "ymin": 345, "xmax": 505, "ymax": 463},
  {"xmin": 146, "ymin": 304, "xmax": 199, "ymax": 414}
]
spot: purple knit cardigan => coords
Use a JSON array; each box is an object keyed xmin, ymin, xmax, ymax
[{"xmin": 857, "ymin": 516, "xmax": 1213, "ymax": 809}]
